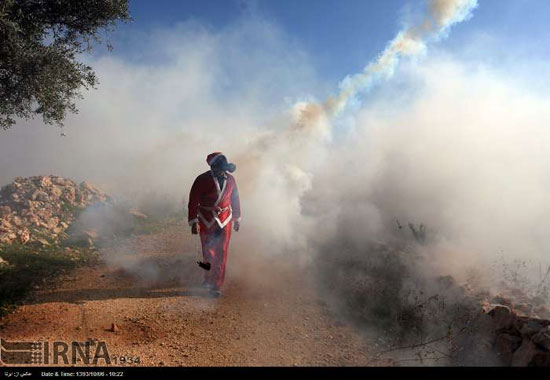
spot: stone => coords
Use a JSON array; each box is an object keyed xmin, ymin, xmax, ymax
[
  {"xmin": 532, "ymin": 327, "xmax": 550, "ymax": 351},
  {"xmin": 0, "ymin": 257, "xmax": 9, "ymax": 267},
  {"xmin": 129, "ymin": 208, "xmax": 147, "ymax": 219},
  {"xmin": 511, "ymin": 339, "xmax": 550, "ymax": 366},
  {"xmin": 52, "ymin": 177, "xmax": 66, "ymax": 186},
  {"xmin": 83, "ymin": 229, "xmax": 98, "ymax": 240},
  {"xmin": 0, "ymin": 205, "xmax": 11, "ymax": 217},
  {"xmin": 47, "ymin": 217, "xmax": 59, "ymax": 229},
  {"xmin": 31, "ymin": 190, "xmax": 49, "ymax": 202},
  {"xmin": 50, "ymin": 186, "xmax": 62, "ymax": 198},
  {"xmin": 17, "ymin": 229, "xmax": 30, "ymax": 244},
  {"xmin": 36, "ymin": 176, "xmax": 52, "ymax": 187},
  {"xmin": 1, "ymin": 175, "xmax": 107, "ymax": 247},
  {"xmin": 0, "ymin": 234, "xmax": 12, "ymax": 244},
  {"xmin": 489, "ymin": 305, "xmax": 516, "ymax": 331},
  {"xmin": 520, "ymin": 319, "xmax": 546, "ymax": 337},
  {"xmin": 494, "ymin": 333, "xmax": 522, "ymax": 364},
  {"xmin": 12, "ymin": 216, "xmax": 23, "ymax": 227},
  {"xmin": 109, "ymin": 323, "xmax": 120, "ymax": 333}
]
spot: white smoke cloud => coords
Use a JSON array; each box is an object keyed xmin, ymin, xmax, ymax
[
  {"xmin": 321, "ymin": 0, "xmax": 478, "ymax": 116},
  {"xmin": 309, "ymin": 54, "xmax": 550, "ymax": 276},
  {"xmin": 1, "ymin": 0, "xmax": 549, "ymax": 288}
]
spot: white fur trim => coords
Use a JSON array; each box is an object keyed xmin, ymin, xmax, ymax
[
  {"xmin": 188, "ymin": 218, "xmax": 198, "ymax": 226},
  {"xmin": 216, "ymin": 210, "xmax": 232, "ymax": 228},
  {"xmin": 198, "ymin": 206, "xmax": 233, "ymax": 229}
]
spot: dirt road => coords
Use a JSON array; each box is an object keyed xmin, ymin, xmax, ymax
[{"xmin": 0, "ymin": 222, "xmax": 382, "ymax": 366}]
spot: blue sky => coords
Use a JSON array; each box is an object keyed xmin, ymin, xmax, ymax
[{"xmin": 104, "ymin": 0, "xmax": 550, "ymax": 86}]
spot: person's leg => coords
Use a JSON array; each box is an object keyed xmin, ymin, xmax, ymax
[
  {"xmin": 200, "ymin": 227, "xmax": 216, "ymax": 287},
  {"xmin": 212, "ymin": 222, "xmax": 232, "ymax": 291}
]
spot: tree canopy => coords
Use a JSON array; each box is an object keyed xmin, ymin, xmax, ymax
[{"xmin": 0, "ymin": 0, "xmax": 130, "ymax": 130}]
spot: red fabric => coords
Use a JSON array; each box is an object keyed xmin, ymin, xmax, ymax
[
  {"xmin": 188, "ymin": 170, "xmax": 241, "ymax": 229},
  {"xmin": 188, "ymin": 170, "xmax": 241, "ymax": 290},
  {"xmin": 200, "ymin": 222, "xmax": 232, "ymax": 289}
]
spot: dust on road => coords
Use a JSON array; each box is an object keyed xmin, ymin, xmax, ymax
[{"xmin": 0, "ymin": 222, "xmax": 383, "ymax": 366}]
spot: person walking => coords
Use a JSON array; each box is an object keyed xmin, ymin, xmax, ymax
[{"xmin": 188, "ymin": 152, "xmax": 241, "ymax": 297}]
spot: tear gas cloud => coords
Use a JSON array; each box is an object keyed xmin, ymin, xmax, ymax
[{"xmin": 1, "ymin": 1, "xmax": 550, "ymax": 295}]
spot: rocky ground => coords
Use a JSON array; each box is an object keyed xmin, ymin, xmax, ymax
[{"xmin": 0, "ymin": 175, "xmax": 108, "ymax": 246}]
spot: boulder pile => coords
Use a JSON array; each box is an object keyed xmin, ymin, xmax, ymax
[
  {"xmin": 0, "ymin": 175, "xmax": 108, "ymax": 245},
  {"xmin": 484, "ymin": 293, "xmax": 550, "ymax": 366}
]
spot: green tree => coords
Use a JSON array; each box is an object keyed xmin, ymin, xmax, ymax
[{"xmin": 0, "ymin": 0, "xmax": 130, "ymax": 130}]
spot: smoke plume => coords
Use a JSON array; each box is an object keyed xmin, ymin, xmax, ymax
[{"xmin": 2, "ymin": 0, "xmax": 550, "ymax": 363}]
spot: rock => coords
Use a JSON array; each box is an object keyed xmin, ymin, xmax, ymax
[
  {"xmin": 0, "ymin": 205, "xmax": 11, "ymax": 217},
  {"xmin": 63, "ymin": 189, "xmax": 76, "ymax": 203},
  {"xmin": 17, "ymin": 229, "xmax": 30, "ymax": 244},
  {"xmin": 0, "ymin": 176, "xmax": 108, "ymax": 247},
  {"xmin": 35, "ymin": 176, "xmax": 52, "ymax": 188},
  {"xmin": 532, "ymin": 327, "xmax": 550, "ymax": 351},
  {"xmin": 12, "ymin": 216, "xmax": 22, "ymax": 227},
  {"xmin": 0, "ymin": 257, "xmax": 10, "ymax": 268},
  {"xmin": 1, "ymin": 220, "xmax": 13, "ymax": 230},
  {"xmin": 494, "ymin": 333, "xmax": 523, "ymax": 364},
  {"xmin": 520, "ymin": 319, "xmax": 546, "ymax": 337},
  {"xmin": 489, "ymin": 305, "xmax": 516, "ymax": 331},
  {"xmin": 511, "ymin": 339, "xmax": 550, "ymax": 366},
  {"xmin": 83, "ymin": 229, "xmax": 98, "ymax": 240},
  {"xmin": 109, "ymin": 323, "xmax": 120, "ymax": 333},
  {"xmin": 52, "ymin": 177, "xmax": 66, "ymax": 186},
  {"xmin": 128, "ymin": 208, "xmax": 147, "ymax": 219},
  {"xmin": 31, "ymin": 190, "xmax": 49, "ymax": 202},
  {"xmin": 47, "ymin": 217, "xmax": 59, "ymax": 229},
  {"xmin": 50, "ymin": 186, "xmax": 62, "ymax": 198}
]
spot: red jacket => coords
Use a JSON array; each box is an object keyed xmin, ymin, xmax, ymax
[{"xmin": 188, "ymin": 170, "xmax": 241, "ymax": 230}]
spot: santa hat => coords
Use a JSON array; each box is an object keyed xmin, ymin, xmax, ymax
[{"xmin": 206, "ymin": 152, "xmax": 225, "ymax": 166}]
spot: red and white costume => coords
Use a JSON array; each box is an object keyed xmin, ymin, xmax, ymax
[{"xmin": 188, "ymin": 153, "xmax": 241, "ymax": 290}]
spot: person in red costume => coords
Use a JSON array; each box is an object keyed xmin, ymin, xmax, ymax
[{"xmin": 188, "ymin": 152, "xmax": 241, "ymax": 297}]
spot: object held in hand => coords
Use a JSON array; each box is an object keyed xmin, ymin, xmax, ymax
[
  {"xmin": 191, "ymin": 222, "xmax": 200, "ymax": 235},
  {"xmin": 197, "ymin": 261, "xmax": 211, "ymax": 271}
]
